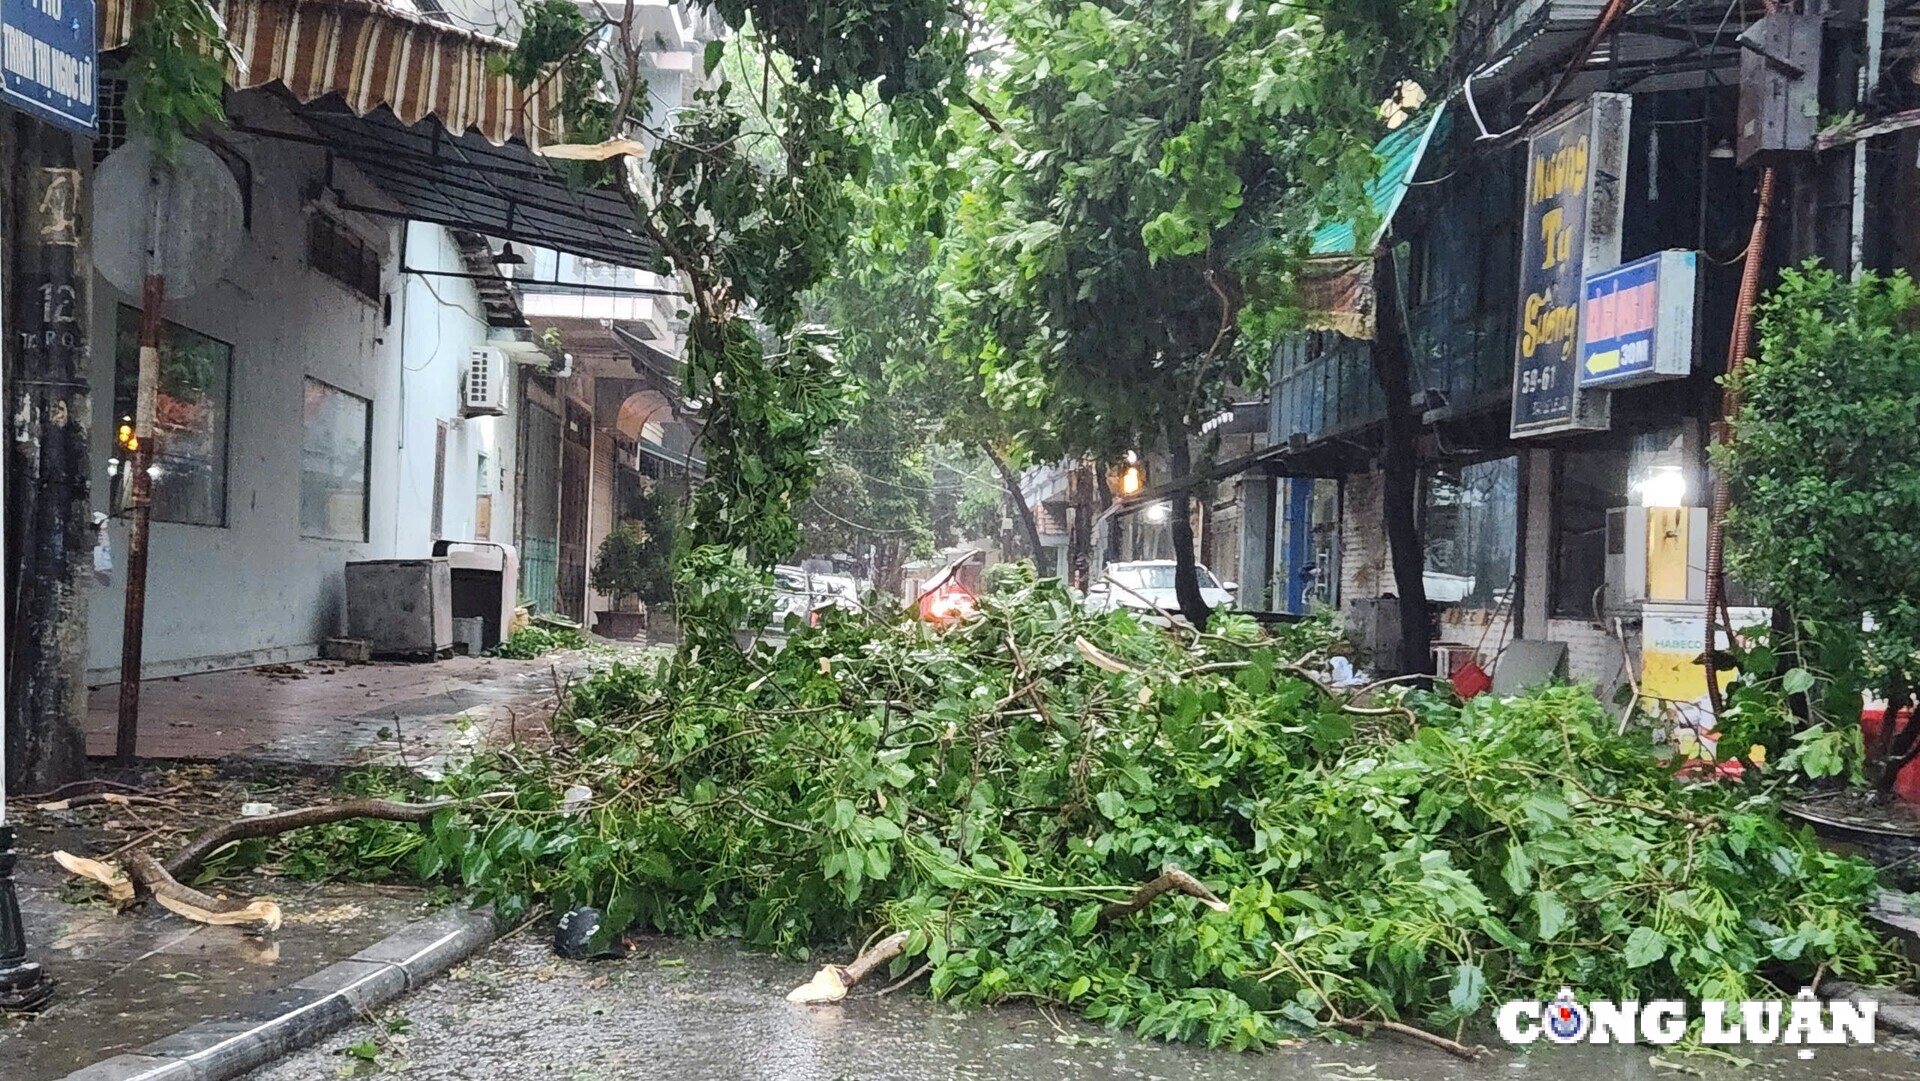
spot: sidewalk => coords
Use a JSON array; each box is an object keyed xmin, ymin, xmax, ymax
[
  {"xmin": 80, "ymin": 649, "xmax": 637, "ymax": 769},
  {"xmin": 1, "ymin": 646, "xmax": 653, "ymax": 1080},
  {"xmin": 0, "ymin": 862, "xmax": 433, "ymax": 1081}
]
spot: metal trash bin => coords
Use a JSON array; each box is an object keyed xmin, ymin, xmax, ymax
[
  {"xmin": 345, "ymin": 558, "xmax": 453, "ymax": 660},
  {"xmin": 434, "ymin": 541, "xmax": 519, "ymax": 653}
]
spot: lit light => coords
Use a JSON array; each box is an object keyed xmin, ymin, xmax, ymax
[
  {"xmin": 922, "ymin": 581, "xmax": 977, "ymax": 625},
  {"xmin": 1144, "ymin": 502, "xmax": 1171, "ymax": 523},
  {"xmin": 1119, "ymin": 466, "xmax": 1143, "ymax": 496},
  {"xmin": 106, "ymin": 459, "xmax": 120, "ymax": 477},
  {"xmin": 146, "ymin": 464, "xmax": 163, "ymax": 479},
  {"xmin": 1635, "ymin": 466, "xmax": 1687, "ymax": 508}
]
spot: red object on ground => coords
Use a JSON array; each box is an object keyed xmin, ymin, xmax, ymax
[
  {"xmin": 1450, "ymin": 656, "xmax": 1492, "ymax": 699},
  {"xmin": 1861, "ymin": 706, "xmax": 1920, "ymax": 803}
]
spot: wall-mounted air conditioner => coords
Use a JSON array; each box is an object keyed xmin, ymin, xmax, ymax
[
  {"xmin": 463, "ymin": 346, "xmax": 507, "ymax": 417},
  {"xmin": 1604, "ymin": 506, "xmax": 1709, "ymax": 610}
]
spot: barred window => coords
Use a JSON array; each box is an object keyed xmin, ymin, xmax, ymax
[{"xmin": 308, "ymin": 214, "xmax": 381, "ymax": 301}]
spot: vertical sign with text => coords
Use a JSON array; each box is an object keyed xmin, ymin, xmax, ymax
[
  {"xmin": 1510, "ymin": 93, "xmax": 1628, "ymax": 438},
  {"xmin": 1, "ymin": 0, "xmax": 95, "ymax": 135}
]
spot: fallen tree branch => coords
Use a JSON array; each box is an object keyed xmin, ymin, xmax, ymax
[
  {"xmin": 1337, "ymin": 1018, "xmax": 1485, "ymax": 1061},
  {"xmin": 37, "ymin": 792, "xmax": 177, "ymax": 811},
  {"xmin": 125, "ymin": 851, "xmax": 283, "ymax": 931},
  {"xmin": 162, "ymin": 797, "xmax": 483, "ymax": 880},
  {"xmin": 52, "ymin": 849, "xmax": 281, "ymax": 930},
  {"xmin": 787, "ymin": 929, "xmax": 911, "ymax": 1004},
  {"xmin": 1095, "ymin": 867, "xmax": 1229, "ymax": 928}
]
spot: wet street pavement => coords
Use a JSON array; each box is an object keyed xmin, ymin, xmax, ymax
[
  {"xmin": 245, "ymin": 934, "xmax": 1920, "ymax": 1081},
  {"xmin": 0, "ymin": 862, "xmax": 431, "ymax": 1081},
  {"xmin": 78, "ymin": 651, "xmax": 624, "ymax": 768}
]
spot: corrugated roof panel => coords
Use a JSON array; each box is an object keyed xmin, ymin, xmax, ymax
[{"xmin": 1309, "ymin": 106, "xmax": 1448, "ymax": 256}]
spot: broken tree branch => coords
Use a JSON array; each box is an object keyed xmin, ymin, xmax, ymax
[
  {"xmin": 161, "ymin": 796, "xmax": 492, "ymax": 881},
  {"xmin": 1337, "ymin": 1018, "xmax": 1485, "ymax": 1061},
  {"xmin": 1095, "ymin": 868, "xmax": 1229, "ymax": 928},
  {"xmin": 124, "ymin": 851, "xmax": 283, "ymax": 931},
  {"xmin": 786, "ymin": 929, "xmax": 912, "ymax": 1004}
]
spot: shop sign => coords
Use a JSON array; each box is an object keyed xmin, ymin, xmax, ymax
[
  {"xmin": 1510, "ymin": 93, "xmax": 1629, "ymax": 438},
  {"xmin": 1, "ymin": 0, "xmax": 95, "ymax": 134},
  {"xmin": 1577, "ymin": 250, "xmax": 1698, "ymax": 389}
]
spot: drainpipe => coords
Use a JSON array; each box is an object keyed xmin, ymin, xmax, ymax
[
  {"xmin": 1704, "ymin": 166, "xmax": 1777, "ymax": 717},
  {"xmin": 1850, "ymin": 0, "xmax": 1885, "ymax": 276}
]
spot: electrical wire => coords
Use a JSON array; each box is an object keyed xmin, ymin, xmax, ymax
[{"xmin": 805, "ymin": 497, "xmax": 922, "ymax": 535}]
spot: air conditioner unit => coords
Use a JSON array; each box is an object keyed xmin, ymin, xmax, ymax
[
  {"xmin": 1604, "ymin": 506, "xmax": 1709, "ymax": 610},
  {"xmin": 463, "ymin": 346, "xmax": 507, "ymax": 417}
]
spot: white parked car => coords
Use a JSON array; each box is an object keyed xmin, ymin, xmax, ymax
[
  {"xmin": 769, "ymin": 566, "xmax": 864, "ymax": 631},
  {"xmin": 1086, "ymin": 560, "xmax": 1237, "ymax": 620}
]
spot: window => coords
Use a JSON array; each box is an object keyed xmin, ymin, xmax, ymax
[
  {"xmin": 1552, "ymin": 447, "xmax": 1629, "ymax": 617},
  {"xmin": 301, "ymin": 378, "xmax": 371, "ymax": 541},
  {"xmin": 1550, "ymin": 427, "xmax": 1703, "ymax": 615},
  {"xmin": 308, "ymin": 213, "xmax": 381, "ymax": 301},
  {"xmin": 1422, "ymin": 457, "xmax": 1519, "ymax": 609},
  {"xmin": 112, "ymin": 306, "xmax": 231, "ymax": 527}
]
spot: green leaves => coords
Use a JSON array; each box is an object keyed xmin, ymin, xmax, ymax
[
  {"xmin": 1448, "ymin": 962, "xmax": 1486, "ymax": 1015},
  {"xmin": 1722, "ymin": 264, "xmax": 1920, "ymax": 780},
  {"xmin": 1535, "ymin": 891, "xmax": 1570, "ymax": 941},
  {"xmin": 1623, "ymin": 926, "xmax": 1669, "ymax": 969},
  {"xmin": 124, "ymin": 0, "xmax": 235, "ymax": 153},
  {"xmin": 286, "ymin": 590, "xmax": 1898, "ymax": 1053}
]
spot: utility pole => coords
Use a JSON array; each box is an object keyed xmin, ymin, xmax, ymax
[
  {"xmin": 4, "ymin": 116, "xmax": 91, "ymax": 791},
  {"xmin": 1, "ymin": 112, "xmax": 82, "ymax": 1011}
]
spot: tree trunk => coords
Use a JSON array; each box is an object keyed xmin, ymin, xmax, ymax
[
  {"xmin": 1066, "ymin": 463, "xmax": 1095, "ymax": 591},
  {"xmin": 5, "ymin": 116, "xmax": 92, "ymax": 793},
  {"xmin": 1370, "ymin": 247, "xmax": 1431, "ymax": 680},
  {"xmin": 981, "ymin": 442, "xmax": 1046, "ymax": 564},
  {"xmin": 1164, "ymin": 418, "xmax": 1212, "ymax": 631}
]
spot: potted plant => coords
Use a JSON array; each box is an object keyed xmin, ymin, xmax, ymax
[{"xmin": 590, "ymin": 490, "xmax": 677, "ymax": 640}]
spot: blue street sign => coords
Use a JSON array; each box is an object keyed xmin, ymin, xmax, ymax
[{"xmin": 1, "ymin": 0, "xmax": 96, "ymax": 135}]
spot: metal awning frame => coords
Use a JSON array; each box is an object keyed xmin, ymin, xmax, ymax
[{"xmin": 230, "ymin": 91, "xmax": 659, "ymax": 269}]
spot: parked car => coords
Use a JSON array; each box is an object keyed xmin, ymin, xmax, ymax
[
  {"xmin": 1086, "ymin": 560, "xmax": 1237, "ymax": 622},
  {"xmin": 769, "ymin": 566, "xmax": 864, "ymax": 632}
]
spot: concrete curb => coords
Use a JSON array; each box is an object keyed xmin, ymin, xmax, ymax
[{"xmin": 58, "ymin": 905, "xmax": 502, "ymax": 1081}]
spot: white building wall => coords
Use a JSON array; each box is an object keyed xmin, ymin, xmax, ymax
[
  {"xmin": 389, "ymin": 224, "xmax": 516, "ymax": 557},
  {"xmin": 85, "ymin": 93, "xmax": 508, "ymax": 680}
]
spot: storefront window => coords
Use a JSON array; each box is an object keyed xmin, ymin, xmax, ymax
[
  {"xmin": 1552, "ymin": 447, "xmax": 1628, "ymax": 617},
  {"xmin": 1551, "ymin": 426, "xmax": 1702, "ymax": 616},
  {"xmin": 1423, "ymin": 457, "xmax": 1518, "ymax": 609},
  {"xmin": 301, "ymin": 378, "xmax": 371, "ymax": 541},
  {"xmin": 112, "ymin": 307, "xmax": 231, "ymax": 527}
]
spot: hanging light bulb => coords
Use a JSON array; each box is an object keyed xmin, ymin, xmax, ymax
[{"xmin": 494, "ymin": 242, "xmax": 526, "ymax": 267}]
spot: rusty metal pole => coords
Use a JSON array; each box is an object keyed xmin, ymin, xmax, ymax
[{"xmin": 114, "ymin": 171, "xmax": 169, "ymax": 766}]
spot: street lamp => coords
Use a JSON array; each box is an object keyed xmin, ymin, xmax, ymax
[{"xmin": 0, "ymin": 271, "xmax": 55, "ymax": 1012}]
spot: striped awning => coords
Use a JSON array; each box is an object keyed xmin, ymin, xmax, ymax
[{"xmin": 100, "ymin": 0, "xmax": 560, "ymax": 148}]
